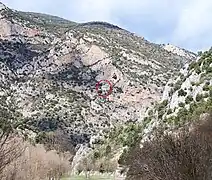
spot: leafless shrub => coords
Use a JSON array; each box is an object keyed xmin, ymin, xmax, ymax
[
  {"xmin": 125, "ymin": 114, "xmax": 212, "ymax": 180},
  {"xmin": 1, "ymin": 141, "xmax": 72, "ymax": 180},
  {"xmin": 0, "ymin": 134, "xmax": 25, "ymax": 176}
]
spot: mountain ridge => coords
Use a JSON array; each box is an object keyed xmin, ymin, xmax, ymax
[
  {"xmin": 0, "ymin": 2, "xmax": 201, "ymax": 176},
  {"xmin": 0, "ymin": 2, "xmax": 198, "ymax": 145}
]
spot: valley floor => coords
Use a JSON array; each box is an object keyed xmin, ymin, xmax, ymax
[{"xmin": 62, "ymin": 174, "xmax": 115, "ymax": 180}]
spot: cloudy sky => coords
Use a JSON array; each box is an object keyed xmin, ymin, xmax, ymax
[{"xmin": 1, "ymin": 0, "xmax": 212, "ymax": 52}]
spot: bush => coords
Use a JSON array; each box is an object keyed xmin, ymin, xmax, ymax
[
  {"xmin": 189, "ymin": 102, "xmax": 198, "ymax": 114},
  {"xmin": 178, "ymin": 108, "xmax": 188, "ymax": 121},
  {"xmin": 198, "ymin": 51, "xmax": 203, "ymax": 56},
  {"xmin": 168, "ymin": 83, "xmax": 174, "ymax": 87},
  {"xmin": 105, "ymin": 145, "xmax": 112, "ymax": 155},
  {"xmin": 185, "ymin": 95, "xmax": 193, "ymax": 104},
  {"xmin": 123, "ymin": 114, "xmax": 212, "ymax": 180},
  {"xmin": 203, "ymin": 83, "xmax": 210, "ymax": 91},
  {"xmin": 174, "ymin": 83, "xmax": 181, "ymax": 91},
  {"xmin": 210, "ymin": 89, "xmax": 212, "ymax": 97},
  {"xmin": 157, "ymin": 101, "xmax": 168, "ymax": 119},
  {"xmin": 206, "ymin": 67, "xmax": 212, "ymax": 73},
  {"xmin": 206, "ymin": 81, "xmax": 210, "ymax": 86},
  {"xmin": 167, "ymin": 109, "xmax": 172, "ymax": 115},
  {"xmin": 191, "ymin": 81, "xmax": 196, "ymax": 86},
  {"xmin": 148, "ymin": 109, "xmax": 153, "ymax": 116},
  {"xmin": 189, "ymin": 61, "xmax": 197, "ymax": 70},
  {"xmin": 178, "ymin": 89, "xmax": 187, "ymax": 96},
  {"xmin": 196, "ymin": 93, "xmax": 203, "ymax": 102},
  {"xmin": 178, "ymin": 102, "xmax": 185, "ymax": 107},
  {"xmin": 195, "ymin": 66, "xmax": 201, "ymax": 74},
  {"xmin": 161, "ymin": 100, "xmax": 168, "ymax": 107},
  {"xmin": 169, "ymin": 89, "xmax": 174, "ymax": 96},
  {"xmin": 203, "ymin": 92, "xmax": 209, "ymax": 98},
  {"xmin": 143, "ymin": 117, "xmax": 151, "ymax": 128}
]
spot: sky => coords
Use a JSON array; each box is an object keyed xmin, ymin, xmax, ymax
[{"xmin": 1, "ymin": 0, "xmax": 212, "ymax": 52}]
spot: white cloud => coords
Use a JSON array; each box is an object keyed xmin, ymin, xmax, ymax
[
  {"xmin": 1, "ymin": 0, "xmax": 48, "ymax": 11},
  {"xmin": 172, "ymin": 0, "xmax": 212, "ymax": 51},
  {"xmin": 2, "ymin": 0, "xmax": 175, "ymax": 23},
  {"xmin": 69, "ymin": 0, "xmax": 116, "ymax": 23},
  {"xmin": 68, "ymin": 0, "xmax": 170, "ymax": 24}
]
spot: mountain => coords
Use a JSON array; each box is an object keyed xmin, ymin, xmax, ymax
[
  {"xmin": 113, "ymin": 48, "xmax": 212, "ymax": 163},
  {"xmin": 113, "ymin": 48, "xmax": 212, "ymax": 180},
  {"xmin": 161, "ymin": 44, "xmax": 197, "ymax": 59},
  {"xmin": 142, "ymin": 49, "xmax": 212, "ymax": 134},
  {"xmin": 0, "ymin": 2, "xmax": 198, "ymax": 174}
]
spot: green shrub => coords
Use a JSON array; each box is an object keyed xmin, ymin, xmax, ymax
[
  {"xmin": 189, "ymin": 61, "xmax": 197, "ymax": 70},
  {"xmin": 167, "ymin": 109, "xmax": 173, "ymax": 115},
  {"xmin": 178, "ymin": 108, "xmax": 188, "ymax": 120},
  {"xmin": 174, "ymin": 82, "xmax": 181, "ymax": 91},
  {"xmin": 180, "ymin": 74, "xmax": 186, "ymax": 82},
  {"xmin": 93, "ymin": 151, "xmax": 101, "ymax": 159},
  {"xmin": 168, "ymin": 83, "xmax": 174, "ymax": 87},
  {"xmin": 161, "ymin": 100, "xmax": 168, "ymax": 107},
  {"xmin": 165, "ymin": 116, "xmax": 178, "ymax": 125},
  {"xmin": 191, "ymin": 81, "xmax": 196, "ymax": 86},
  {"xmin": 210, "ymin": 89, "xmax": 212, "ymax": 97},
  {"xmin": 197, "ymin": 51, "xmax": 202, "ymax": 56},
  {"xmin": 178, "ymin": 89, "xmax": 187, "ymax": 96},
  {"xmin": 185, "ymin": 95, "xmax": 194, "ymax": 104},
  {"xmin": 189, "ymin": 86, "xmax": 193, "ymax": 91},
  {"xmin": 196, "ymin": 93, "xmax": 203, "ymax": 102},
  {"xmin": 169, "ymin": 89, "xmax": 174, "ymax": 96},
  {"xmin": 143, "ymin": 117, "xmax": 151, "ymax": 128},
  {"xmin": 189, "ymin": 102, "xmax": 197, "ymax": 114},
  {"xmin": 206, "ymin": 67, "xmax": 212, "ymax": 73},
  {"xmin": 148, "ymin": 109, "xmax": 154, "ymax": 116},
  {"xmin": 206, "ymin": 81, "xmax": 210, "ymax": 85},
  {"xmin": 203, "ymin": 93, "xmax": 209, "ymax": 98},
  {"xmin": 179, "ymin": 102, "xmax": 185, "ymax": 108},
  {"xmin": 105, "ymin": 145, "xmax": 112, "ymax": 155},
  {"xmin": 203, "ymin": 83, "xmax": 210, "ymax": 91},
  {"xmin": 195, "ymin": 66, "xmax": 201, "ymax": 74},
  {"xmin": 110, "ymin": 124, "xmax": 143, "ymax": 148},
  {"xmin": 157, "ymin": 100, "xmax": 168, "ymax": 119}
]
